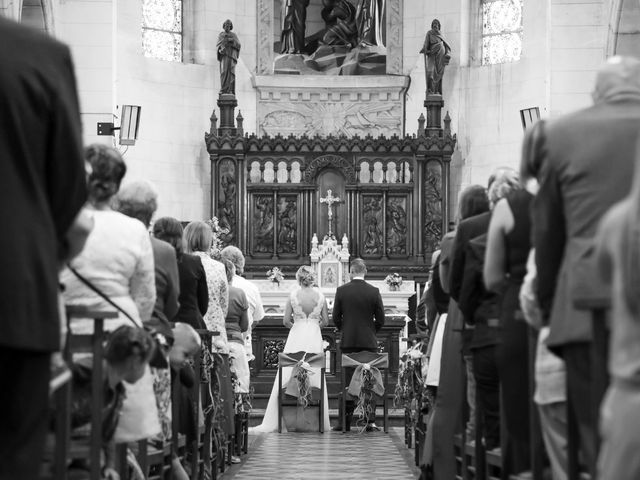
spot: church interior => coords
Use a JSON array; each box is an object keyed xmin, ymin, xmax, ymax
[{"xmin": 3, "ymin": 0, "xmax": 640, "ymax": 479}]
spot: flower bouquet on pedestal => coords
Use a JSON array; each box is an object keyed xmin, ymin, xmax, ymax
[
  {"xmin": 266, "ymin": 267, "xmax": 284, "ymax": 286},
  {"xmin": 206, "ymin": 216, "xmax": 229, "ymax": 260},
  {"xmin": 385, "ymin": 272, "xmax": 403, "ymax": 291}
]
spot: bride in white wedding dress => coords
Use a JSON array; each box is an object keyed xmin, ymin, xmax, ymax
[{"xmin": 251, "ymin": 266, "xmax": 331, "ymax": 432}]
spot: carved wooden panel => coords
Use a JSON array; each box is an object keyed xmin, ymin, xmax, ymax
[
  {"xmin": 386, "ymin": 195, "xmax": 408, "ymax": 255},
  {"xmin": 251, "ymin": 194, "xmax": 274, "ymax": 255},
  {"xmin": 217, "ymin": 159, "xmax": 236, "ymax": 245},
  {"xmin": 361, "ymin": 195, "xmax": 384, "ymax": 257},
  {"xmin": 424, "ymin": 160, "xmax": 443, "ymax": 253},
  {"xmin": 277, "ymin": 195, "xmax": 298, "ymax": 254}
]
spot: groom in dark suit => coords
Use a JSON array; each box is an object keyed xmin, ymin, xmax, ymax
[{"xmin": 332, "ymin": 258, "xmax": 386, "ymax": 431}]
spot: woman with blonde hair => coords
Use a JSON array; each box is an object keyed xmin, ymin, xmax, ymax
[
  {"xmin": 251, "ymin": 265, "xmax": 330, "ymax": 432},
  {"xmin": 183, "ymin": 221, "xmax": 229, "ymax": 351}
]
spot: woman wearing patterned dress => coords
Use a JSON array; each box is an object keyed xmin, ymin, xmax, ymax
[
  {"xmin": 251, "ymin": 266, "xmax": 331, "ymax": 433},
  {"xmin": 183, "ymin": 221, "xmax": 229, "ymax": 351}
]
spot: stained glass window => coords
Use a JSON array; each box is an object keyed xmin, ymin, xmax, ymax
[
  {"xmin": 142, "ymin": 0, "xmax": 182, "ymax": 62},
  {"xmin": 481, "ymin": 0, "xmax": 523, "ymax": 65}
]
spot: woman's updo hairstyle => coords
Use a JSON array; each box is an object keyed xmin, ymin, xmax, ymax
[
  {"xmin": 296, "ymin": 265, "xmax": 316, "ymax": 287},
  {"xmin": 85, "ymin": 144, "xmax": 127, "ymax": 204},
  {"xmin": 105, "ymin": 325, "xmax": 155, "ymax": 366},
  {"xmin": 153, "ymin": 217, "xmax": 184, "ymax": 256}
]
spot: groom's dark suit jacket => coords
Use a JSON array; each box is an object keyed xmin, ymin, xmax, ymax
[{"xmin": 332, "ymin": 279, "xmax": 386, "ymax": 351}]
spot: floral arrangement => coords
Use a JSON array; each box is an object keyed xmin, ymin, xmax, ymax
[
  {"xmin": 385, "ymin": 272, "xmax": 403, "ymax": 289},
  {"xmin": 266, "ymin": 267, "xmax": 284, "ymax": 285},
  {"xmin": 353, "ymin": 366, "xmax": 377, "ymax": 429},
  {"xmin": 206, "ymin": 216, "xmax": 229, "ymax": 260},
  {"xmin": 394, "ymin": 340, "xmax": 434, "ymax": 445}
]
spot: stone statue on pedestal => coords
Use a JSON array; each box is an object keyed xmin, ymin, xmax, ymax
[
  {"xmin": 217, "ymin": 19, "xmax": 241, "ymax": 95},
  {"xmin": 281, "ymin": 0, "xmax": 310, "ymax": 54},
  {"xmin": 419, "ymin": 19, "xmax": 451, "ymax": 95}
]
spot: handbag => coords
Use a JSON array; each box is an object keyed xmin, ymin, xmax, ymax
[{"xmin": 66, "ymin": 263, "xmax": 170, "ymax": 368}]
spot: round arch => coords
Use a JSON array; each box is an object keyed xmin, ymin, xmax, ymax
[{"xmin": 605, "ymin": 0, "xmax": 640, "ymax": 57}]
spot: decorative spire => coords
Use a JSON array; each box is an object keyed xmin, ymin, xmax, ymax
[
  {"xmin": 236, "ymin": 110, "xmax": 244, "ymax": 136},
  {"xmin": 444, "ymin": 111, "xmax": 451, "ymax": 135},
  {"xmin": 209, "ymin": 110, "xmax": 218, "ymax": 136},
  {"xmin": 417, "ymin": 113, "xmax": 426, "ymax": 137}
]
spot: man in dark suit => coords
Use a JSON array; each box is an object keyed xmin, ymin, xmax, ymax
[
  {"xmin": 0, "ymin": 17, "xmax": 87, "ymax": 480},
  {"xmin": 533, "ymin": 56, "xmax": 640, "ymax": 475},
  {"xmin": 332, "ymin": 258, "xmax": 385, "ymax": 431}
]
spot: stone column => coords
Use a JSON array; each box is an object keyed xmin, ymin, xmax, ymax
[{"xmin": 217, "ymin": 93, "xmax": 238, "ymax": 136}]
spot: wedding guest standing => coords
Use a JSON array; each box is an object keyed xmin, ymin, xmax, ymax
[
  {"xmin": 595, "ymin": 139, "xmax": 640, "ymax": 480},
  {"xmin": 519, "ymin": 121, "xmax": 568, "ymax": 480},
  {"xmin": 154, "ymin": 217, "xmax": 209, "ymax": 330},
  {"xmin": 425, "ymin": 185, "xmax": 489, "ymax": 479},
  {"xmin": 183, "ymin": 221, "xmax": 229, "ymax": 348},
  {"xmin": 532, "ymin": 56, "xmax": 640, "ymax": 475},
  {"xmin": 222, "ymin": 259, "xmax": 250, "ymax": 394},
  {"xmin": 62, "ymin": 144, "xmax": 160, "ymax": 443},
  {"xmin": 484, "ymin": 171, "xmax": 533, "ymax": 477},
  {"xmin": 115, "ymin": 180, "xmax": 180, "ymax": 326},
  {"xmin": 221, "ymin": 246, "xmax": 265, "ymax": 361},
  {"xmin": 0, "ymin": 17, "xmax": 86, "ymax": 480}
]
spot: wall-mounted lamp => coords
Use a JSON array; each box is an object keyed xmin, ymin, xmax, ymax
[
  {"xmin": 97, "ymin": 105, "xmax": 142, "ymax": 145},
  {"xmin": 520, "ymin": 107, "xmax": 540, "ymax": 131}
]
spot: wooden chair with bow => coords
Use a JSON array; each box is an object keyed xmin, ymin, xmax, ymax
[
  {"xmin": 340, "ymin": 351, "xmax": 389, "ymax": 433},
  {"xmin": 277, "ymin": 351, "xmax": 326, "ymax": 433}
]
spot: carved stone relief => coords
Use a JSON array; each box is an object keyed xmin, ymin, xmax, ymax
[
  {"xmin": 362, "ymin": 195, "xmax": 383, "ymax": 256},
  {"xmin": 424, "ymin": 160, "xmax": 443, "ymax": 253},
  {"xmin": 260, "ymin": 101, "xmax": 402, "ymax": 137},
  {"xmin": 217, "ymin": 159, "xmax": 236, "ymax": 245},
  {"xmin": 386, "ymin": 195, "xmax": 407, "ymax": 255},
  {"xmin": 252, "ymin": 194, "xmax": 274, "ymax": 254},
  {"xmin": 277, "ymin": 195, "xmax": 298, "ymax": 254},
  {"xmin": 257, "ymin": 0, "xmax": 273, "ymax": 75},
  {"xmin": 254, "ymin": 68, "xmax": 409, "ymax": 138},
  {"xmin": 386, "ymin": 0, "xmax": 403, "ymax": 74}
]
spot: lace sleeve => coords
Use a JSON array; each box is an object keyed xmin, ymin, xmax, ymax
[{"xmin": 130, "ymin": 231, "xmax": 156, "ymax": 322}]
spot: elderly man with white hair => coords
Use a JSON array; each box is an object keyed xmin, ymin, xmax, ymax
[{"xmin": 220, "ymin": 246, "xmax": 265, "ymax": 360}]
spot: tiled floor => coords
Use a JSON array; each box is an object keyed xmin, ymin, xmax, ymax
[{"xmin": 224, "ymin": 427, "xmax": 420, "ymax": 480}]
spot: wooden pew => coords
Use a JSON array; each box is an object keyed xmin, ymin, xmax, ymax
[{"xmin": 62, "ymin": 306, "xmax": 118, "ymax": 480}]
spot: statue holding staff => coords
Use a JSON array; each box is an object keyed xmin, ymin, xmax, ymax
[
  {"xmin": 217, "ymin": 19, "xmax": 241, "ymax": 95},
  {"xmin": 420, "ymin": 19, "xmax": 451, "ymax": 95}
]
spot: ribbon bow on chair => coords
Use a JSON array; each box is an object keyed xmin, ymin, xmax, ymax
[
  {"xmin": 278, "ymin": 351, "xmax": 325, "ymax": 407},
  {"xmin": 342, "ymin": 352, "xmax": 389, "ymax": 398}
]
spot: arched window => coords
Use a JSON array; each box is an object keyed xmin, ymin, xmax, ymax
[
  {"xmin": 481, "ymin": 0, "xmax": 523, "ymax": 65},
  {"xmin": 142, "ymin": 0, "xmax": 183, "ymax": 62}
]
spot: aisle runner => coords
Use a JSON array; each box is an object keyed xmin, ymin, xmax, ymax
[{"xmin": 228, "ymin": 429, "xmax": 419, "ymax": 480}]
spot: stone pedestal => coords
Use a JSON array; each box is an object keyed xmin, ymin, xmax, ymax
[
  {"xmin": 424, "ymin": 94, "xmax": 445, "ymax": 138},
  {"xmin": 217, "ymin": 93, "xmax": 238, "ymax": 136}
]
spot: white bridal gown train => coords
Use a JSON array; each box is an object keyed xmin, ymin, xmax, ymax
[{"xmin": 251, "ymin": 289, "xmax": 331, "ymax": 433}]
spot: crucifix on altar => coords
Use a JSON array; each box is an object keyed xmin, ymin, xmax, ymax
[{"xmin": 319, "ymin": 189, "xmax": 342, "ymax": 240}]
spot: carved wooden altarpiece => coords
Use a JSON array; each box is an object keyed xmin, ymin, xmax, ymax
[{"xmin": 206, "ymin": 119, "xmax": 456, "ymax": 279}]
